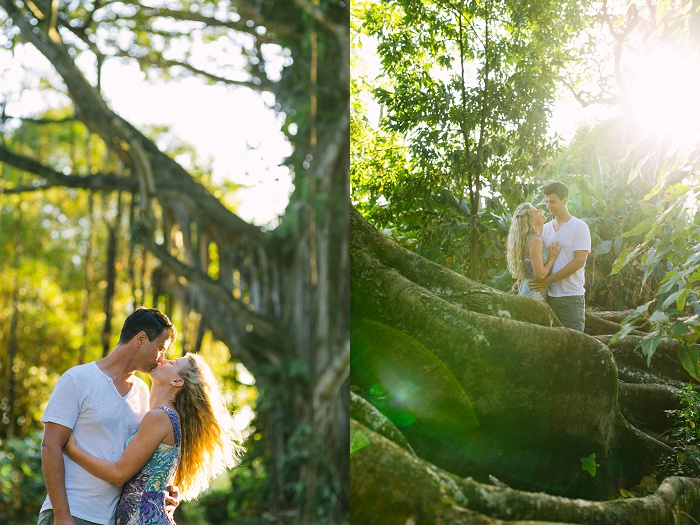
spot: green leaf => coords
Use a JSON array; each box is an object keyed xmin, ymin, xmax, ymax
[
  {"xmin": 661, "ymin": 269, "xmax": 679, "ymax": 284},
  {"xmin": 640, "ymin": 202, "xmax": 660, "ymax": 216},
  {"xmin": 649, "ymin": 310, "xmax": 669, "ymax": 323},
  {"xmin": 676, "ymin": 289, "xmax": 691, "ymax": 311},
  {"xmin": 619, "ymin": 488, "xmax": 635, "ymax": 498},
  {"xmin": 643, "ymin": 223, "xmax": 663, "ymax": 245},
  {"xmin": 595, "ymin": 240, "xmax": 612, "ymax": 255},
  {"xmin": 611, "ymin": 246, "xmax": 641, "ymax": 275},
  {"xmin": 677, "ymin": 344, "xmax": 700, "ymax": 382},
  {"xmin": 611, "ymin": 322, "xmax": 639, "ymax": 343},
  {"xmin": 623, "ymin": 301, "xmax": 655, "ymax": 323},
  {"xmin": 580, "ymin": 453, "xmax": 597, "ymax": 477},
  {"xmin": 662, "ymin": 183, "xmax": 690, "ymax": 203},
  {"xmin": 640, "ymin": 332, "xmax": 663, "ymax": 367},
  {"xmin": 350, "ymin": 430, "xmax": 371, "ymax": 455},
  {"xmin": 621, "ymin": 218, "xmax": 654, "ymax": 238},
  {"xmin": 662, "ymin": 290, "xmax": 685, "ymax": 310}
]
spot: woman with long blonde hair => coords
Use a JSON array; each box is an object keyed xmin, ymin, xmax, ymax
[
  {"xmin": 506, "ymin": 202, "xmax": 560, "ymax": 300},
  {"xmin": 64, "ymin": 352, "xmax": 244, "ymax": 524}
]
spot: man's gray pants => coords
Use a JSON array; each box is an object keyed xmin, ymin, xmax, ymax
[
  {"xmin": 547, "ymin": 295, "xmax": 585, "ymax": 332},
  {"xmin": 38, "ymin": 509, "xmax": 102, "ymax": 525}
]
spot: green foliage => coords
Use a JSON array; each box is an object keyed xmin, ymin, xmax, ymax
[
  {"xmin": 611, "ymin": 157, "xmax": 700, "ymax": 369},
  {"xmin": 656, "ymin": 385, "xmax": 700, "ymax": 478},
  {"xmin": 352, "ymin": 0, "xmax": 593, "ymax": 279},
  {"xmin": 0, "ymin": 432, "xmax": 44, "ymax": 523}
]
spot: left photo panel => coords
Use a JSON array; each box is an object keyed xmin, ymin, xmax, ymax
[{"xmin": 0, "ymin": 1, "xmax": 349, "ymax": 524}]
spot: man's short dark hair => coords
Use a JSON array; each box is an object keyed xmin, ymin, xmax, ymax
[
  {"xmin": 543, "ymin": 181, "xmax": 569, "ymax": 200},
  {"xmin": 118, "ymin": 307, "xmax": 176, "ymax": 345}
]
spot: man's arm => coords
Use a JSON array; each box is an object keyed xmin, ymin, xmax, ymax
[
  {"xmin": 42, "ymin": 422, "xmax": 75, "ymax": 525},
  {"xmin": 529, "ymin": 250, "xmax": 588, "ymax": 291}
]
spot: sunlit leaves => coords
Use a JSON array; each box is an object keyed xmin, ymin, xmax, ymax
[{"xmin": 611, "ymin": 145, "xmax": 700, "ymax": 367}]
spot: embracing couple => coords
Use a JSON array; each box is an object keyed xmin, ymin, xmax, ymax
[
  {"xmin": 38, "ymin": 307, "xmax": 244, "ymax": 525},
  {"xmin": 507, "ymin": 181, "xmax": 591, "ymax": 332}
]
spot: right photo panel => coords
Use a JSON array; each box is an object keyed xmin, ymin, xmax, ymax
[{"xmin": 350, "ymin": 0, "xmax": 700, "ymax": 523}]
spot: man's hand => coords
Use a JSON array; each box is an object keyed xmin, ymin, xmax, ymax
[
  {"xmin": 165, "ymin": 485, "xmax": 180, "ymax": 517},
  {"xmin": 528, "ymin": 276, "xmax": 550, "ymax": 292}
]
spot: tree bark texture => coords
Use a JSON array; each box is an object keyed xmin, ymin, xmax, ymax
[
  {"xmin": 350, "ymin": 207, "xmax": 700, "ymax": 523},
  {"xmin": 351, "ymin": 419, "xmax": 700, "ymax": 525}
]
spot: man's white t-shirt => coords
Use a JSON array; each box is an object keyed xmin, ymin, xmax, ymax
[
  {"xmin": 541, "ymin": 216, "xmax": 591, "ymax": 297},
  {"xmin": 40, "ymin": 362, "xmax": 149, "ymax": 524}
]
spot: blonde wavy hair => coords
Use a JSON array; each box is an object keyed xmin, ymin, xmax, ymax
[
  {"xmin": 174, "ymin": 352, "xmax": 245, "ymax": 500},
  {"xmin": 506, "ymin": 202, "xmax": 538, "ymax": 280}
]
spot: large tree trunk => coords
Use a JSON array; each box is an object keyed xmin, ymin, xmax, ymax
[
  {"xmin": 0, "ymin": 2, "xmax": 349, "ymax": 520},
  {"xmin": 350, "ymin": 207, "xmax": 700, "ymax": 522}
]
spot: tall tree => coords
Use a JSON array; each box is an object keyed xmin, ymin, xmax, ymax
[
  {"xmin": 0, "ymin": 0, "xmax": 349, "ymax": 521},
  {"xmin": 354, "ymin": 0, "xmax": 592, "ymax": 279}
]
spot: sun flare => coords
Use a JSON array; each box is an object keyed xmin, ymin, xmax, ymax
[{"xmin": 625, "ymin": 44, "xmax": 700, "ymax": 149}]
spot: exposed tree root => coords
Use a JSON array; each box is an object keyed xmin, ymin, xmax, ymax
[{"xmin": 351, "ymin": 420, "xmax": 700, "ymax": 525}]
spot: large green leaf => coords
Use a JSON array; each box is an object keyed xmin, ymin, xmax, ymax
[
  {"xmin": 640, "ymin": 332, "xmax": 663, "ymax": 367},
  {"xmin": 677, "ymin": 344, "xmax": 700, "ymax": 382}
]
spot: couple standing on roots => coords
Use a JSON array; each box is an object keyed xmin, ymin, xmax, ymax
[
  {"xmin": 38, "ymin": 307, "xmax": 245, "ymax": 525},
  {"xmin": 507, "ymin": 182, "xmax": 592, "ymax": 332}
]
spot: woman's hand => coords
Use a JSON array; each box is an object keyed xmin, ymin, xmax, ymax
[
  {"xmin": 63, "ymin": 433, "xmax": 77, "ymax": 458},
  {"xmin": 548, "ymin": 242, "xmax": 560, "ymax": 260}
]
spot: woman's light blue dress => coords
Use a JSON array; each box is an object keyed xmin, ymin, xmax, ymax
[
  {"xmin": 518, "ymin": 233, "xmax": 550, "ymax": 301},
  {"xmin": 115, "ymin": 406, "xmax": 181, "ymax": 525}
]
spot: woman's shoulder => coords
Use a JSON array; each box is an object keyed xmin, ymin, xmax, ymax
[
  {"xmin": 525, "ymin": 233, "xmax": 542, "ymax": 244},
  {"xmin": 148, "ymin": 407, "xmax": 181, "ymax": 447},
  {"xmin": 142, "ymin": 407, "xmax": 175, "ymax": 427}
]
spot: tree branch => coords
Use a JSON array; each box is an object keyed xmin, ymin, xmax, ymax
[
  {"xmin": 141, "ymin": 230, "xmax": 287, "ymax": 362},
  {"xmin": 94, "ymin": 3, "xmax": 292, "ymax": 41},
  {"xmin": 111, "ymin": 50, "xmax": 274, "ymax": 91},
  {"xmin": 3, "ymin": 115, "xmax": 78, "ymax": 125},
  {"xmin": 0, "ymin": 143, "xmax": 135, "ymax": 192}
]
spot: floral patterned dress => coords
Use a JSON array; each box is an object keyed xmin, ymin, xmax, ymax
[
  {"xmin": 518, "ymin": 233, "xmax": 550, "ymax": 301},
  {"xmin": 115, "ymin": 406, "xmax": 181, "ymax": 525}
]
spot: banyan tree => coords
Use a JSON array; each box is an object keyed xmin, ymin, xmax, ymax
[{"xmin": 350, "ymin": 207, "xmax": 700, "ymax": 524}]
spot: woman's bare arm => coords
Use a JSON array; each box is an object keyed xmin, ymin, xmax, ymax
[
  {"xmin": 527, "ymin": 237, "xmax": 559, "ymax": 281},
  {"xmin": 63, "ymin": 409, "xmax": 170, "ymax": 485}
]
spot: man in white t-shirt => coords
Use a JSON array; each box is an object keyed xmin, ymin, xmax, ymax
[
  {"xmin": 529, "ymin": 182, "xmax": 591, "ymax": 331},
  {"xmin": 38, "ymin": 307, "xmax": 177, "ymax": 525}
]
